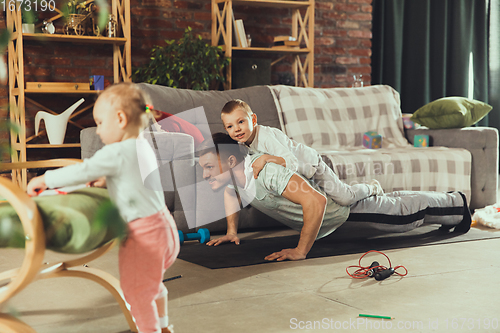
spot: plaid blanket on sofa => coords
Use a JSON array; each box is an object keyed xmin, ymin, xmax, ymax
[
  {"xmin": 271, "ymin": 84, "xmax": 410, "ymax": 150},
  {"xmin": 321, "ymin": 147, "xmax": 471, "ymax": 201},
  {"xmin": 270, "ymin": 85, "xmax": 472, "ymax": 200}
]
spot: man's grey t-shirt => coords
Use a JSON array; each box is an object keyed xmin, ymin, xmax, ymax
[{"xmin": 232, "ymin": 153, "xmax": 350, "ymax": 239}]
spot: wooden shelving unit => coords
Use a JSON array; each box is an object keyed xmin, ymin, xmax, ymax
[
  {"xmin": 6, "ymin": 1, "xmax": 131, "ymax": 189},
  {"xmin": 212, "ymin": 0, "xmax": 315, "ymax": 89}
]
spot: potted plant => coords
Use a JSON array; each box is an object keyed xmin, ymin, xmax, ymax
[
  {"xmin": 66, "ymin": 0, "xmax": 82, "ymax": 14},
  {"xmin": 21, "ymin": 7, "xmax": 39, "ymax": 33},
  {"xmin": 132, "ymin": 27, "xmax": 230, "ymax": 90}
]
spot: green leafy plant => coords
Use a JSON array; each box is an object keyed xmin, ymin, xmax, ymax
[
  {"xmin": 21, "ymin": 6, "xmax": 39, "ymax": 24},
  {"xmin": 0, "ymin": 118, "xmax": 19, "ymax": 162},
  {"xmin": 132, "ymin": 27, "xmax": 230, "ymax": 90},
  {"xmin": 65, "ymin": 0, "xmax": 84, "ymax": 14},
  {"xmin": 0, "ymin": 29, "xmax": 10, "ymax": 53}
]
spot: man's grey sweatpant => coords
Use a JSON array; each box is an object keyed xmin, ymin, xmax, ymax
[
  {"xmin": 346, "ymin": 191, "xmax": 466, "ymax": 232},
  {"xmin": 312, "ymin": 160, "xmax": 373, "ymax": 206}
]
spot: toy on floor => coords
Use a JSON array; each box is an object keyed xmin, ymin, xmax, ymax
[
  {"xmin": 163, "ymin": 275, "xmax": 182, "ymax": 283},
  {"xmin": 471, "ymin": 204, "xmax": 500, "ymax": 229},
  {"xmin": 346, "ymin": 250, "xmax": 408, "ymax": 280},
  {"xmin": 178, "ymin": 228, "xmax": 210, "ymax": 245}
]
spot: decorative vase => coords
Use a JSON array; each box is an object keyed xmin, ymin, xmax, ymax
[
  {"xmin": 35, "ymin": 98, "xmax": 85, "ymax": 144},
  {"xmin": 22, "ymin": 23, "xmax": 35, "ymax": 34}
]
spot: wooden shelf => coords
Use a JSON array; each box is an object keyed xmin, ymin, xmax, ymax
[
  {"xmin": 26, "ymin": 144, "xmax": 81, "ymax": 148},
  {"xmin": 233, "ymin": 46, "xmax": 310, "ymax": 53},
  {"xmin": 217, "ymin": 0, "xmax": 311, "ymax": 8},
  {"xmin": 11, "ymin": 87, "xmax": 101, "ymax": 95},
  {"xmin": 24, "ymin": 89, "xmax": 101, "ymax": 94},
  {"xmin": 20, "ymin": 33, "xmax": 127, "ymax": 45}
]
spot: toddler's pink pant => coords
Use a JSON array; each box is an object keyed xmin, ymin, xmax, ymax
[{"xmin": 118, "ymin": 208, "xmax": 180, "ymax": 333}]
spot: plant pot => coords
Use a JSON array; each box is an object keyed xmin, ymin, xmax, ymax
[{"xmin": 22, "ymin": 23, "xmax": 35, "ymax": 34}]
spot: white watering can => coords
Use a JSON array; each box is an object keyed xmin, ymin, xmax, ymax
[{"xmin": 35, "ymin": 98, "xmax": 85, "ymax": 144}]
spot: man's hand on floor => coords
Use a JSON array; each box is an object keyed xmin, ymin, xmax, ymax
[
  {"xmin": 206, "ymin": 233, "xmax": 240, "ymax": 246},
  {"xmin": 264, "ymin": 248, "xmax": 307, "ymax": 261}
]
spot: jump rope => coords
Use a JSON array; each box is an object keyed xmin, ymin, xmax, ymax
[{"xmin": 346, "ymin": 250, "xmax": 408, "ymax": 280}]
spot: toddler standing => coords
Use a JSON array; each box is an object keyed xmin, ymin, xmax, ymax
[
  {"xmin": 27, "ymin": 82, "xmax": 179, "ymax": 333},
  {"xmin": 221, "ymin": 99, "xmax": 383, "ymax": 206}
]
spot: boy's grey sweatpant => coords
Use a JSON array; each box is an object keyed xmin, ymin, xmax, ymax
[
  {"xmin": 311, "ymin": 160, "xmax": 372, "ymax": 206},
  {"xmin": 346, "ymin": 191, "xmax": 466, "ymax": 232}
]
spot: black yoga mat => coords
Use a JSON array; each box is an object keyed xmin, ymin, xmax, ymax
[{"xmin": 177, "ymin": 224, "xmax": 500, "ymax": 269}]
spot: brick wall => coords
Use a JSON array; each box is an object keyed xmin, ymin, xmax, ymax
[
  {"xmin": 315, "ymin": 0, "xmax": 372, "ymax": 87},
  {"xmin": 0, "ymin": 0, "xmax": 372, "ymax": 161},
  {"xmin": 131, "ymin": 0, "xmax": 372, "ymax": 87}
]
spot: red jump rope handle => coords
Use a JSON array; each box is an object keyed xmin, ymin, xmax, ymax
[{"xmin": 375, "ymin": 267, "xmax": 395, "ymax": 281}]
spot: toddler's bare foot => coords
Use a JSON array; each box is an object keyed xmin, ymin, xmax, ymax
[{"xmin": 162, "ymin": 325, "xmax": 174, "ymax": 333}]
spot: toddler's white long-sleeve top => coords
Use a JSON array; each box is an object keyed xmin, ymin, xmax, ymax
[{"xmin": 45, "ymin": 138, "xmax": 165, "ymax": 223}]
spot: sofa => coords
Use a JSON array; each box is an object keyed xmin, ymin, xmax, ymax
[{"xmin": 80, "ymin": 83, "xmax": 499, "ymax": 233}]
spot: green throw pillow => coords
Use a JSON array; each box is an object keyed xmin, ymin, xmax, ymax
[{"xmin": 410, "ymin": 97, "xmax": 492, "ymax": 129}]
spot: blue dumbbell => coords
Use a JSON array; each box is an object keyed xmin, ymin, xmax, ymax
[{"xmin": 178, "ymin": 228, "xmax": 210, "ymax": 245}]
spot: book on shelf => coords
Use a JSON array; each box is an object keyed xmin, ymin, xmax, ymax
[
  {"xmin": 273, "ymin": 35, "xmax": 297, "ymax": 42},
  {"xmin": 274, "ymin": 40, "xmax": 300, "ymax": 47},
  {"xmin": 232, "ymin": 12, "xmax": 241, "ymax": 47},
  {"xmin": 235, "ymin": 19, "xmax": 248, "ymax": 47}
]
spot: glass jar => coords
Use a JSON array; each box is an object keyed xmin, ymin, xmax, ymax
[
  {"xmin": 107, "ymin": 14, "xmax": 117, "ymax": 37},
  {"xmin": 352, "ymin": 74, "xmax": 363, "ymax": 87}
]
